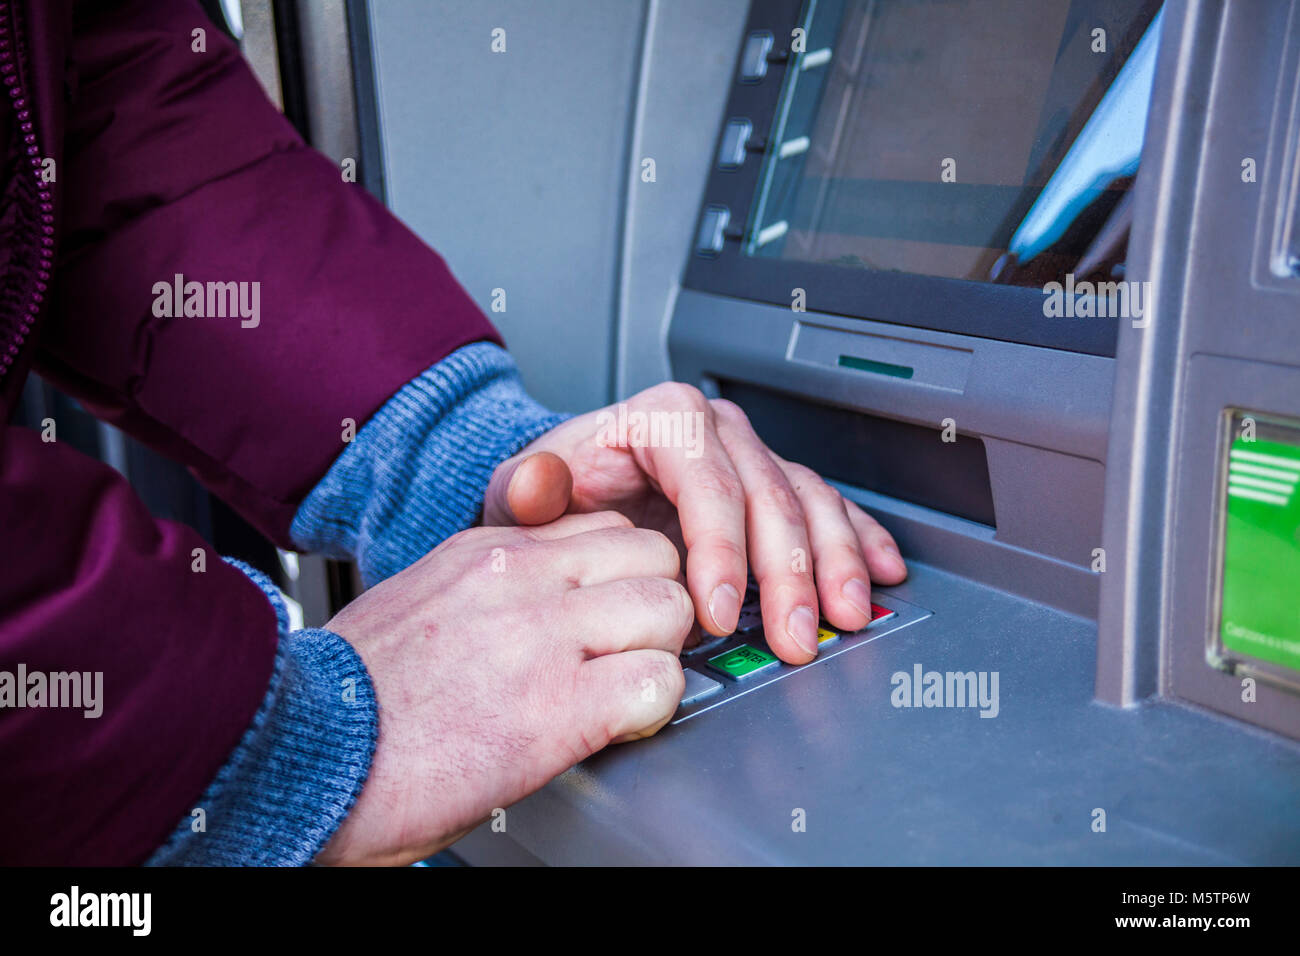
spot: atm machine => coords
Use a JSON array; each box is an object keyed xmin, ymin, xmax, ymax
[{"xmin": 347, "ymin": 0, "xmax": 1300, "ymax": 864}]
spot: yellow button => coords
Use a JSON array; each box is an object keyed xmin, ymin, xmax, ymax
[{"xmin": 817, "ymin": 627, "xmax": 840, "ymax": 646}]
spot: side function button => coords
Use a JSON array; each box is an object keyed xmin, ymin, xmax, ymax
[
  {"xmin": 739, "ymin": 31, "xmax": 774, "ymax": 82},
  {"xmin": 717, "ymin": 118, "xmax": 753, "ymax": 169},
  {"xmin": 695, "ymin": 204, "xmax": 730, "ymax": 257}
]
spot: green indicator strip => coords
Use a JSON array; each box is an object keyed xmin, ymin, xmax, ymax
[
  {"xmin": 1221, "ymin": 433, "xmax": 1300, "ymax": 673},
  {"xmin": 837, "ymin": 354, "xmax": 914, "ymax": 379}
]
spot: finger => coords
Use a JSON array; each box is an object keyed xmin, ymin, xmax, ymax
[
  {"xmin": 844, "ymin": 499, "xmax": 908, "ymax": 585},
  {"xmin": 579, "ymin": 649, "xmax": 685, "ymax": 744},
  {"xmin": 483, "ymin": 451, "xmax": 573, "ymax": 526},
  {"xmin": 711, "ymin": 400, "xmax": 820, "ymax": 664},
  {"xmin": 776, "ymin": 460, "xmax": 874, "ymax": 633},
  {"xmin": 565, "ymin": 578, "xmax": 695, "ymax": 657},
  {"xmin": 523, "ymin": 510, "xmax": 632, "ymax": 540},
  {"xmin": 545, "ymin": 525, "xmax": 681, "ymax": 585},
  {"xmin": 630, "ymin": 386, "xmax": 748, "ymax": 637}
]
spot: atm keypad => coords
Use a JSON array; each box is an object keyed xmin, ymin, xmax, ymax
[
  {"xmin": 686, "ymin": 632, "xmax": 730, "ymax": 658},
  {"xmin": 735, "ymin": 607, "xmax": 763, "ymax": 633},
  {"xmin": 868, "ymin": 603, "xmax": 896, "ymax": 625},
  {"xmin": 672, "ymin": 591, "xmax": 927, "ymax": 724},
  {"xmin": 680, "ymin": 669, "xmax": 723, "ymax": 706},
  {"xmin": 707, "ymin": 644, "xmax": 780, "ymax": 680}
]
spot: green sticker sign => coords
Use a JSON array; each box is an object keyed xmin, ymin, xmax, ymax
[{"xmin": 1221, "ymin": 432, "xmax": 1300, "ymax": 673}]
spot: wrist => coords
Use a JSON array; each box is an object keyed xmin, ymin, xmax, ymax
[{"xmin": 292, "ymin": 342, "xmax": 570, "ymax": 584}]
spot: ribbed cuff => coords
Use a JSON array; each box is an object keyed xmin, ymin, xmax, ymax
[
  {"xmin": 290, "ymin": 341, "xmax": 570, "ymax": 586},
  {"xmin": 145, "ymin": 561, "xmax": 378, "ymax": 867}
]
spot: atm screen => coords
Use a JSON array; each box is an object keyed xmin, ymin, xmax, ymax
[{"xmin": 745, "ymin": 0, "xmax": 1164, "ymax": 288}]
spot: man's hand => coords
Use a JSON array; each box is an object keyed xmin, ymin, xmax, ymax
[
  {"xmin": 483, "ymin": 383, "xmax": 907, "ymax": 665},
  {"xmin": 318, "ymin": 512, "xmax": 692, "ymax": 866}
]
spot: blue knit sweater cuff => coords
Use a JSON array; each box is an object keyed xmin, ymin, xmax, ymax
[
  {"xmin": 290, "ymin": 341, "xmax": 570, "ymax": 586},
  {"xmin": 145, "ymin": 560, "xmax": 378, "ymax": 867}
]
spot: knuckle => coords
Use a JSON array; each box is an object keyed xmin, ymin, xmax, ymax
[
  {"xmin": 643, "ymin": 652, "xmax": 686, "ymax": 703},
  {"xmin": 869, "ymin": 527, "xmax": 898, "ymax": 552},
  {"xmin": 612, "ymin": 577, "xmax": 692, "ymax": 637},
  {"xmin": 443, "ymin": 527, "xmax": 475, "ymax": 550},
  {"xmin": 557, "ymin": 583, "xmax": 586, "ymax": 618},
  {"xmin": 690, "ymin": 461, "xmax": 745, "ymax": 502},
  {"xmin": 708, "ymin": 535, "xmax": 749, "ymax": 571},
  {"xmin": 512, "ymin": 524, "xmax": 547, "ymax": 545},
  {"xmin": 664, "ymin": 580, "xmax": 696, "ymax": 632},
  {"xmin": 821, "ymin": 540, "xmax": 868, "ymax": 575},
  {"xmin": 708, "ymin": 397, "xmax": 747, "ymax": 425},
  {"xmin": 789, "ymin": 463, "xmax": 840, "ymax": 507},
  {"xmin": 763, "ymin": 578, "xmax": 817, "ymax": 610},
  {"xmin": 496, "ymin": 535, "xmax": 533, "ymax": 561},
  {"xmin": 621, "ymin": 575, "xmax": 667, "ymax": 610},
  {"xmin": 759, "ymin": 479, "xmax": 805, "ymax": 525},
  {"xmin": 808, "ymin": 481, "xmax": 845, "ymax": 515},
  {"xmin": 785, "ymin": 462, "xmax": 822, "ymax": 493},
  {"xmin": 843, "ymin": 495, "xmax": 871, "ymax": 522},
  {"xmin": 865, "ymin": 520, "xmax": 893, "ymax": 544},
  {"xmin": 600, "ymin": 510, "xmax": 635, "ymax": 528},
  {"xmin": 637, "ymin": 528, "xmax": 681, "ymax": 572},
  {"xmin": 440, "ymin": 527, "xmax": 501, "ymax": 568},
  {"xmin": 648, "ymin": 380, "xmax": 708, "ymax": 412}
]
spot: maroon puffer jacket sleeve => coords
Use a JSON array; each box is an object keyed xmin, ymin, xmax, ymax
[
  {"xmin": 39, "ymin": 0, "xmax": 501, "ymax": 543},
  {"xmin": 0, "ymin": 426, "xmax": 280, "ymax": 865},
  {"xmin": 0, "ymin": 0, "xmax": 500, "ymax": 863}
]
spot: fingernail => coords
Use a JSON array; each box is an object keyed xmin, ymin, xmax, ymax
[
  {"xmin": 787, "ymin": 605, "xmax": 818, "ymax": 657},
  {"xmin": 708, "ymin": 583, "xmax": 741, "ymax": 632},
  {"xmin": 842, "ymin": 577, "xmax": 872, "ymax": 618}
]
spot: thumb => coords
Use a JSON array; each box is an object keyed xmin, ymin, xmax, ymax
[{"xmin": 483, "ymin": 451, "xmax": 573, "ymax": 526}]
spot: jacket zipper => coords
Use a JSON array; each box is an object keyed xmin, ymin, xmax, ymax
[{"xmin": 0, "ymin": 0, "xmax": 55, "ymax": 382}]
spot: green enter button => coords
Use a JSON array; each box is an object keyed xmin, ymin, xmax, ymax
[{"xmin": 708, "ymin": 644, "xmax": 779, "ymax": 680}]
